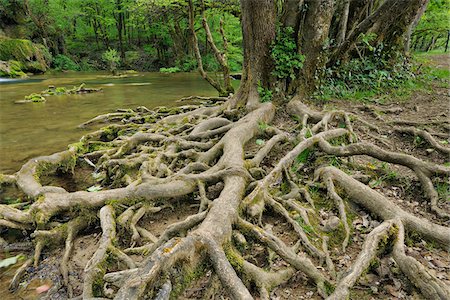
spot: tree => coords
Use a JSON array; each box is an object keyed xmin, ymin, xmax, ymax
[
  {"xmin": 1, "ymin": 1, "xmax": 449, "ymax": 300},
  {"xmin": 412, "ymin": 0, "xmax": 450, "ymax": 52},
  {"xmin": 102, "ymin": 48, "xmax": 121, "ymax": 75},
  {"xmin": 188, "ymin": 0, "xmax": 235, "ymax": 96}
]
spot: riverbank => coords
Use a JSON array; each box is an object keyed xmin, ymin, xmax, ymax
[{"xmin": 0, "ymin": 71, "xmax": 227, "ymax": 173}]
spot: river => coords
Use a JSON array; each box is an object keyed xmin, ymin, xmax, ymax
[{"xmin": 0, "ymin": 71, "xmax": 226, "ymax": 173}]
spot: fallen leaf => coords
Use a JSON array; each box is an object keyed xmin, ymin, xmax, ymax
[
  {"xmin": 0, "ymin": 254, "xmax": 24, "ymax": 268},
  {"xmin": 87, "ymin": 185, "xmax": 102, "ymax": 192},
  {"xmin": 36, "ymin": 284, "xmax": 51, "ymax": 294}
]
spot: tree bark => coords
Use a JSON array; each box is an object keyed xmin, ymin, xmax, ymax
[
  {"xmin": 337, "ymin": 0, "xmax": 351, "ymax": 45},
  {"xmin": 281, "ymin": 0, "xmax": 302, "ymax": 31},
  {"xmin": 445, "ymin": 31, "xmax": 450, "ymax": 52},
  {"xmin": 295, "ymin": 0, "xmax": 335, "ymax": 95},
  {"xmin": 231, "ymin": 0, "xmax": 277, "ymax": 109},
  {"xmin": 115, "ymin": 0, "xmax": 126, "ymax": 61},
  {"xmin": 404, "ymin": 0, "xmax": 429, "ymax": 53},
  {"xmin": 330, "ymin": 0, "xmax": 427, "ymax": 66}
]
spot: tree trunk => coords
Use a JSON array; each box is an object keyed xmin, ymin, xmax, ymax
[
  {"xmin": 188, "ymin": 0, "xmax": 227, "ymax": 96},
  {"xmin": 294, "ymin": 0, "xmax": 335, "ymax": 95},
  {"xmin": 330, "ymin": 0, "xmax": 427, "ymax": 66},
  {"xmin": 337, "ymin": 0, "xmax": 351, "ymax": 45},
  {"xmin": 445, "ymin": 31, "xmax": 450, "ymax": 52},
  {"xmin": 426, "ymin": 35, "xmax": 436, "ymax": 52},
  {"xmin": 404, "ymin": 0, "xmax": 429, "ymax": 53},
  {"xmin": 232, "ymin": 0, "xmax": 276, "ymax": 109},
  {"xmin": 281, "ymin": 0, "xmax": 302, "ymax": 31},
  {"xmin": 115, "ymin": 0, "xmax": 125, "ymax": 62}
]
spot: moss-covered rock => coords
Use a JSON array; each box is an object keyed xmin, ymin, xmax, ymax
[
  {"xmin": 0, "ymin": 60, "xmax": 27, "ymax": 78},
  {"xmin": 0, "ymin": 37, "xmax": 51, "ymax": 76}
]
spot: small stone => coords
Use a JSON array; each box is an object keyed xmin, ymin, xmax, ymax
[
  {"xmin": 322, "ymin": 216, "xmax": 341, "ymax": 232},
  {"xmin": 426, "ymin": 148, "xmax": 434, "ymax": 154}
]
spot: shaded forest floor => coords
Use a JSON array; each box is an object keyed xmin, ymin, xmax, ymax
[{"xmin": 0, "ymin": 53, "xmax": 449, "ymax": 299}]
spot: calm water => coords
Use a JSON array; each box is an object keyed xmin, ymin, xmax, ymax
[{"xmin": 0, "ymin": 72, "xmax": 224, "ymax": 173}]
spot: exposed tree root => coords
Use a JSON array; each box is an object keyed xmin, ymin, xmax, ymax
[
  {"xmin": 1, "ymin": 95, "xmax": 449, "ymax": 299},
  {"xmin": 395, "ymin": 126, "xmax": 450, "ymax": 155}
]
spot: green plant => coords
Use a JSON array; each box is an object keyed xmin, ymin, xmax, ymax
[
  {"xmin": 296, "ymin": 149, "xmax": 311, "ymax": 164},
  {"xmin": 257, "ymin": 121, "xmax": 269, "ymax": 131},
  {"xmin": 52, "ymin": 54, "xmax": 80, "ymax": 71},
  {"xmin": 257, "ymin": 83, "xmax": 273, "ymax": 103},
  {"xmin": 271, "ymin": 27, "xmax": 305, "ymax": 80},
  {"xmin": 175, "ymin": 57, "xmax": 198, "ymax": 72},
  {"xmin": 315, "ymin": 36, "xmax": 416, "ymax": 101},
  {"xmin": 102, "ymin": 49, "xmax": 121, "ymax": 75},
  {"xmin": 159, "ymin": 66, "xmax": 181, "ymax": 73}
]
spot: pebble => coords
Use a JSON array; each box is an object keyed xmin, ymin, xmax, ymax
[{"xmin": 322, "ymin": 216, "xmax": 341, "ymax": 232}]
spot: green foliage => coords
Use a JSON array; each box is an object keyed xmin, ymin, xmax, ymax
[
  {"xmin": 315, "ymin": 35, "xmax": 416, "ymax": 101},
  {"xmin": 295, "ymin": 216, "xmax": 313, "ymax": 234},
  {"xmin": 257, "ymin": 121, "xmax": 269, "ymax": 132},
  {"xmin": 159, "ymin": 66, "xmax": 181, "ymax": 73},
  {"xmin": 175, "ymin": 56, "xmax": 197, "ymax": 72},
  {"xmin": 24, "ymin": 93, "xmax": 46, "ymax": 102},
  {"xmin": 412, "ymin": 0, "xmax": 450, "ymax": 52},
  {"xmin": 6, "ymin": 0, "xmax": 242, "ymax": 73},
  {"xmin": 435, "ymin": 180, "xmax": 449, "ymax": 202},
  {"xmin": 271, "ymin": 27, "xmax": 304, "ymax": 80},
  {"xmin": 296, "ymin": 149, "xmax": 311, "ymax": 164},
  {"xmin": 102, "ymin": 49, "xmax": 121, "ymax": 75},
  {"xmin": 257, "ymin": 82, "xmax": 273, "ymax": 103},
  {"xmin": 52, "ymin": 54, "xmax": 80, "ymax": 71}
]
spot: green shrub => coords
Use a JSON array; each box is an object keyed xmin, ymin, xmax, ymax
[
  {"xmin": 203, "ymin": 53, "xmax": 220, "ymax": 72},
  {"xmin": 271, "ymin": 27, "xmax": 305, "ymax": 80},
  {"xmin": 257, "ymin": 83, "xmax": 273, "ymax": 103},
  {"xmin": 125, "ymin": 51, "xmax": 140, "ymax": 65},
  {"xmin": 102, "ymin": 49, "xmax": 121, "ymax": 75},
  {"xmin": 159, "ymin": 67, "xmax": 181, "ymax": 73},
  {"xmin": 315, "ymin": 35, "xmax": 415, "ymax": 101},
  {"xmin": 176, "ymin": 57, "xmax": 197, "ymax": 72},
  {"xmin": 53, "ymin": 54, "xmax": 80, "ymax": 71}
]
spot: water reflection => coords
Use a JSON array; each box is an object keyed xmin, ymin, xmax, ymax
[{"xmin": 0, "ymin": 71, "xmax": 231, "ymax": 173}]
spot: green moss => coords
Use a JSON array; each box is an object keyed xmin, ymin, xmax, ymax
[
  {"xmin": 25, "ymin": 93, "xmax": 46, "ymax": 102},
  {"xmin": 68, "ymin": 142, "xmax": 87, "ymax": 154},
  {"xmin": 223, "ymin": 243, "xmax": 244, "ymax": 274},
  {"xmin": 35, "ymin": 154, "xmax": 77, "ymax": 181},
  {"xmin": 87, "ymin": 141, "xmax": 114, "ymax": 152},
  {"xmin": 100, "ymin": 125, "xmax": 121, "ymax": 140},
  {"xmin": 0, "ymin": 37, "xmax": 51, "ymax": 74},
  {"xmin": 324, "ymin": 281, "xmax": 335, "ymax": 295},
  {"xmin": 0, "ymin": 60, "xmax": 27, "ymax": 78},
  {"xmin": 171, "ymin": 261, "xmax": 209, "ymax": 299}
]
